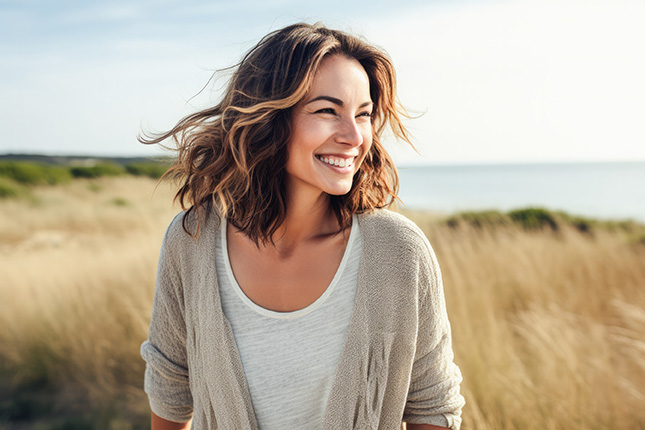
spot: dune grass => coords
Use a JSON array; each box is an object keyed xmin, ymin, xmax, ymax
[
  {"xmin": 1, "ymin": 177, "xmax": 644, "ymax": 429},
  {"xmin": 0, "ymin": 177, "xmax": 178, "ymax": 429},
  {"xmin": 404, "ymin": 210, "xmax": 645, "ymax": 430}
]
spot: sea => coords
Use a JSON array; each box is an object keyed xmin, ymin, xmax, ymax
[{"xmin": 396, "ymin": 161, "xmax": 645, "ymax": 223}]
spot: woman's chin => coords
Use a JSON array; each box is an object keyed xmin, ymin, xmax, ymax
[{"xmin": 324, "ymin": 183, "xmax": 354, "ymax": 197}]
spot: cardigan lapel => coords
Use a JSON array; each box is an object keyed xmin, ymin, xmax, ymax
[
  {"xmin": 200, "ymin": 212, "xmax": 259, "ymax": 429},
  {"xmin": 321, "ymin": 211, "xmax": 413, "ymax": 429},
  {"xmin": 321, "ymin": 212, "xmax": 376, "ymax": 429}
]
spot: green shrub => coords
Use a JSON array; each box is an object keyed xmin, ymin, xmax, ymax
[
  {"xmin": 508, "ymin": 207, "xmax": 560, "ymax": 231},
  {"xmin": 444, "ymin": 207, "xmax": 606, "ymax": 235},
  {"xmin": 0, "ymin": 178, "xmax": 19, "ymax": 198},
  {"xmin": 125, "ymin": 161, "xmax": 170, "ymax": 179},
  {"xmin": 0, "ymin": 162, "xmax": 72, "ymax": 185},
  {"xmin": 70, "ymin": 163, "xmax": 125, "ymax": 179},
  {"xmin": 555, "ymin": 211, "xmax": 596, "ymax": 234},
  {"xmin": 0, "ymin": 162, "xmax": 43, "ymax": 184},
  {"xmin": 44, "ymin": 166, "xmax": 73, "ymax": 185},
  {"xmin": 446, "ymin": 210, "xmax": 510, "ymax": 229}
]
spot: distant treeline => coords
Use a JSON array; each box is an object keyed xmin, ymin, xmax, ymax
[
  {"xmin": 0, "ymin": 159, "xmax": 172, "ymax": 198},
  {"xmin": 0, "ymin": 153, "xmax": 169, "ymax": 166},
  {"xmin": 0, "ymin": 160, "xmax": 171, "ymax": 184}
]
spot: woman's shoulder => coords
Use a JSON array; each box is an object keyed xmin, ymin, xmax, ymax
[
  {"xmin": 162, "ymin": 207, "xmax": 222, "ymax": 249},
  {"xmin": 357, "ymin": 208, "xmax": 434, "ymax": 258},
  {"xmin": 357, "ymin": 210, "xmax": 444, "ymax": 299},
  {"xmin": 358, "ymin": 209, "xmax": 428, "ymax": 242}
]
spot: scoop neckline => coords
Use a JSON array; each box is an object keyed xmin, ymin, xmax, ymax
[{"xmin": 220, "ymin": 215, "xmax": 358, "ymax": 319}]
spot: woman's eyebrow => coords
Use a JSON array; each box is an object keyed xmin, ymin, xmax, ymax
[{"xmin": 305, "ymin": 95, "xmax": 373, "ymax": 109}]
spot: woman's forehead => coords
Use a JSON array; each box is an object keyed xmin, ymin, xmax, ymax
[{"xmin": 304, "ymin": 55, "xmax": 371, "ymax": 103}]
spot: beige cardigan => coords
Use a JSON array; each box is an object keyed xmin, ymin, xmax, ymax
[{"xmin": 141, "ymin": 208, "xmax": 465, "ymax": 429}]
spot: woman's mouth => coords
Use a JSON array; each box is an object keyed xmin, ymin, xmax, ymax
[{"xmin": 314, "ymin": 155, "xmax": 355, "ymax": 168}]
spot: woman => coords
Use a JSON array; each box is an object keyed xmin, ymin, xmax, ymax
[{"xmin": 140, "ymin": 22, "xmax": 465, "ymax": 430}]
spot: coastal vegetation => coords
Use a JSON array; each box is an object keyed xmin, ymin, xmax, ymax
[
  {"xmin": 0, "ymin": 159, "xmax": 170, "ymax": 201},
  {"xmin": 1, "ymin": 175, "xmax": 644, "ymax": 429}
]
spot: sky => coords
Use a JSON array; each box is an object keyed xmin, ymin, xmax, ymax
[{"xmin": 1, "ymin": 0, "xmax": 643, "ymax": 165}]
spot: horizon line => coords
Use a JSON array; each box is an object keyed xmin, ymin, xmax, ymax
[{"xmin": 1, "ymin": 152, "xmax": 644, "ymax": 167}]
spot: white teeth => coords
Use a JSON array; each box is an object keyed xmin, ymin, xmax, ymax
[{"xmin": 316, "ymin": 155, "xmax": 353, "ymax": 168}]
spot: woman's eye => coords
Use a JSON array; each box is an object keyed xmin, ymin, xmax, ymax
[{"xmin": 315, "ymin": 108, "xmax": 336, "ymax": 115}]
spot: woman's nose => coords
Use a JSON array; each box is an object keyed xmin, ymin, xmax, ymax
[{"xmin": 335, "ymin": 117, "xmax": 364, "ymax": 147}]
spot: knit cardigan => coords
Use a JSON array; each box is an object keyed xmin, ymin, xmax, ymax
[{"xmin": 141, "ymin": 208, "xmax": 465, "ymax": 429}]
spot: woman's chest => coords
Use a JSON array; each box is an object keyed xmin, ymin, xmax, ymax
[{"xmin": 228, "ymin": 237, "xmax": 347, "ymax": 312}]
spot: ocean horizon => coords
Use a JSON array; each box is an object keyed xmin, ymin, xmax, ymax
[
  {"xmin": 396, "ymin": 161, "xmax": 645, "ymax": 223},
  {"xmin": 2, "ymin": 154, "xmax": 643, "ymax": 223}
]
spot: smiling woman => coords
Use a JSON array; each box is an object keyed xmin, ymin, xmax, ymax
[
  {"xmin": 138, "ymin": 22, "xmax": 464, "ymax": 430},
  {"xmin": 286, "ymin": 55, "xmax": 373, "ymax": 201}
]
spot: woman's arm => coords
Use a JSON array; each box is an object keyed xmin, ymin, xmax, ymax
[
  {"xmin": 141, "ymin": 220, "xmax": 194, "ymax": 423},
  {"xmin": 402, "ymin": 224, "xmax": 465, "ymax": 429},
  {"xmin": 151, "ymin": 411, "xmax": 192, "ymax": 430}
]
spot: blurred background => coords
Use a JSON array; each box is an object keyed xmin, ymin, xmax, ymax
[
  {"xmin": 1, "ymin": 1, "xmax": 644, "ymax": 429},
  {"xmin": 1, "ymin": 0, "xmax": 644, "ymax": 220}
]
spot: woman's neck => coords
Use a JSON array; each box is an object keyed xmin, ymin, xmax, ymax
[{"xmin": 271, "ymin": 192, "xmax": 340, "ymax": 255}]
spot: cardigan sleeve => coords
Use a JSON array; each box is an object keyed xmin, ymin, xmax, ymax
[
  {"xmin": 403, "ymin": 232, "xmax": 465, "ymax": 429},
  {"xmin": 140, "ymin": 221, "xmax": 193, "ymax": 423}
]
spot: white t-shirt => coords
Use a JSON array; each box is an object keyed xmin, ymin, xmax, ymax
[{"xmin": 216, "ymin": 217, "xmax": 361, "ymax": 429}]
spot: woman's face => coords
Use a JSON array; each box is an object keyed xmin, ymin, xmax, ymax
[{"xmin": 285, "ymin": 54, "xmax": 373, "ymax": 201}]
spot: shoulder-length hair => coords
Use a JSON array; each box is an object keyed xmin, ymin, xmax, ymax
[{"xmin": 140, "ymin": 22, "xmax": 411, "ymax": 244}]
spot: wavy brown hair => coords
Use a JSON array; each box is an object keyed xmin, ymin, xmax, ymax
[{"xmin": 139, "ymin": 22, "xmax": 411, "ymax": 244}]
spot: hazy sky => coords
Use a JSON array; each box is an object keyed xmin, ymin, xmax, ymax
[{"xmin": 1, "ymin": 0, "xmax": 643, "ymax": 165}]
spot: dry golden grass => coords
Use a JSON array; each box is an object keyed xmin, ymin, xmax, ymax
[
  {"xmin": 1, "ymin": 177, "xmax": 644, "ymax": 429},
  {"xmin": 0, "ymin": 177, "xmax": 179, "ymax": 429},
  {"xmin": 403, "ymin": 212, "xmax": 645, "ymax": 430}
]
